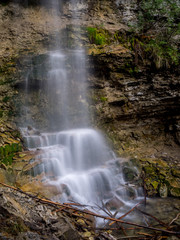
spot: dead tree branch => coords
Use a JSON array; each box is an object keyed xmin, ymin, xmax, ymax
[{"xmin": 0, "ymin": 181, "xmax": 180, "ymax": 236}]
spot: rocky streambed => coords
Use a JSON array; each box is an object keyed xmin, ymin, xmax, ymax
[{"xmin": 0, "ymin": 186, "xmax": 180, "ymax": 239}]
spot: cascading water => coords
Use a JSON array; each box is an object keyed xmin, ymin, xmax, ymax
[{"xmin": 19, "ymin": 0, "xmax": 142, "ymax": 219}]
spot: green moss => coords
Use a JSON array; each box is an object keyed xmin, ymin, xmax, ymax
[
  {"xmin": 100, "ymin": 96, "xmax": 108, "ymax": 102},
  {"xmin": 122, "ymin": 62, "xmax": 139, "ymax": 75},
  {"xmin": 87, "ymin": 27, "xmax": 110, "ymax": 45},
  {"xmin": 151, "ymin": 181, "xmax": 159, "ymax": 190},
  {"xmin": 0, "ymin": 143, "xmax": 22, "ymax": 166},
  {"xmin": 144, "ymin": 165, "xmax": 156, "ymax": 175}
]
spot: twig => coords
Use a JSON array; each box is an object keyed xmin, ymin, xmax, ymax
[
  {"xmin": 64, "ymin": 202, "xmax": 85, "ymax": 207},
  {"xmin": 117, "ymin": 237, "xmax": 150, "ymax": 239},
  {"xmin": 137, "ymin": 232, "xmax": 153, "ymax": 237},
  {"xmin": 97, "ymin": 202, "xmax": 127, "ymax": 236},
  {"xmin": 109, "ymin": 200, "xmax": 144, "ymax": 226},
  {"xmin": 169, "ymin": 212, "xmax": 180, "ymax": 226},
  {"xmin": 100, "ymin": 232, "xmax": 117, "ymax": 240}
]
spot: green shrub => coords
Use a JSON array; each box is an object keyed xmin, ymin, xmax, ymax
[
  {"xmin": 131, "ymin": 0, "xmax": 180, "ymax": 68},
  {"xmin": 145, "ymin": 39, "xmax": 179, "ymax": 68},
  {"xmin": 87, "ymin": 27, "xmax": 109, "ymax": 45},
  {"xmin": 100, "ymin": 97, "xmax": 108, "ymax": 102},
  {"xmin": 0, "ymin": 143, "xmax": 22, "ymax": 166}
]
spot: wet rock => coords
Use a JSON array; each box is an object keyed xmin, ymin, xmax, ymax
[
  {"xmin": 20, "ymin": 180, "xmax": 61, "ymax": 199},
  {"xmin": 105, "ymin": 196, "xmax": 124, "ymax": 210},
  {"xmin": 122, "ymin": 162, "xmax": 138, "ymax": 182},
  {"xmin": 27, "ymin": 126, "xmax": 40, "ymax": 136},
  {"xmin": 170, "ymin": 188, "xmax": 180, "ymax": 197},
  {"xmin": 77, "ymin": 219, "xmax": 86, "ymax": 226},
  {"xmin": 159, "ymin": 184, "xmax": 168, "ymax": 198},
  {"xmin": 166, "ymin": 177, "xmax": 180, "ymax": 197},
  {"xmin": 82, "ymin": 231, "xmax": 91, "ymax": 238}
]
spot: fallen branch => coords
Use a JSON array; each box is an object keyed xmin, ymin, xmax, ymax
[
  {"xmin": 0, "ymin": 182, "xmax": 180, "ymax": 236},
  {"xmin": 137, "ymin": 232, "xmax": 153, "ymax": 237},
  {"xmin": 116, "ymin": 237, "xmax": 150, "ymax": 239}
]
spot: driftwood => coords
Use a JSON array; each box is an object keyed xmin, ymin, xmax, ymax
[{"xmin": 0, "ymin": 181, "xmax": 180, "ymax": 238}]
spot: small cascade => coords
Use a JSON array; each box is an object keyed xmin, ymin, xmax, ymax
[{"xmin": 21, "ymin": 127, "xmax": 142, "ymax": 210}]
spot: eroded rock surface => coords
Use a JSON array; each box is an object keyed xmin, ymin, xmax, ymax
[{"xmin": 0, "ymin": 187, "xmax": 94, "ymax": 239}]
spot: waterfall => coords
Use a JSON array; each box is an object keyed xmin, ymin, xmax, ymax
[{"xmin": 18, "ymin": 0, "xmax": 142, "ymax": 217}]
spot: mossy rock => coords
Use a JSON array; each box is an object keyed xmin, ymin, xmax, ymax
[
  {"xmin": 156, "ymin": 159, "xmax": 169, "ymax": 168},
  {"xmin": 172, "ymin": 169, "xmax": 180, "ymax": 178},
  {"xmin": 151, "ymin": 181, "xmax": 159, "ymax": 190},
  {"xmin": 143, "ymin": 165, "xmax": 157, "ymax": 175},
  {"xmin": 88, "ymin": 46, "xmax": 104, "ymax": 55},
  {"xmin": 129, "ymin": 158, "xmax": 142, "ymax": 171},
  {"xmin": 170, "ymin": 187, "xmax": 180, "ymax": 197},
  {"xmin": 122, "ymin": 163, "xmax": 138, "ymax": 182},
  {"xmin": 166, "ymin": 176, "xmax": 180, "ymax": 189},
  {"xmin": 165, "ymin": 176, "xmax": 180, "ymax": 197},
  {"xmin": 145, "ymin": 180, "xmax": 159, "ymax": 196}
]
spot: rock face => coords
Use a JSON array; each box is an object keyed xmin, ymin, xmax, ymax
[
  {"xmin": 0, "ymin": 187, "xmax": 82, "ymax": 239},
  {"xmin": 88, "ymin": 45, "xmax": 180, "ymax": 196},
  {"xmin": 0, "ymin": 0, "xmax": 179, "ymax": 200}
]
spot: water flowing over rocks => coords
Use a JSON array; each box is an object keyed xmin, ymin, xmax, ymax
[
  {"xmin": 0, "ymin": 0, "xmax": 180, "ymax": 237},
  {"xmin": 0, "ymin": 0, "xmax": 179, "ymax": 195}
]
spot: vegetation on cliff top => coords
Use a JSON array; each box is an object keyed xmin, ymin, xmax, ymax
[
  {"xmin": 87, "ymin": 0, "xmax": 180, "ymax": 69},
  {"xmin": 130, "ymin": 0, "xmax": 180, "ymax": 68}
]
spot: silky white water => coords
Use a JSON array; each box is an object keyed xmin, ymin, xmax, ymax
[
  {"xmin": 21, "ymin": 126, "xmax": 142, "ymax": 208},
  {"xmin": 19, "ymin": 0, "xmax": 142, "ymax": 216}
]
